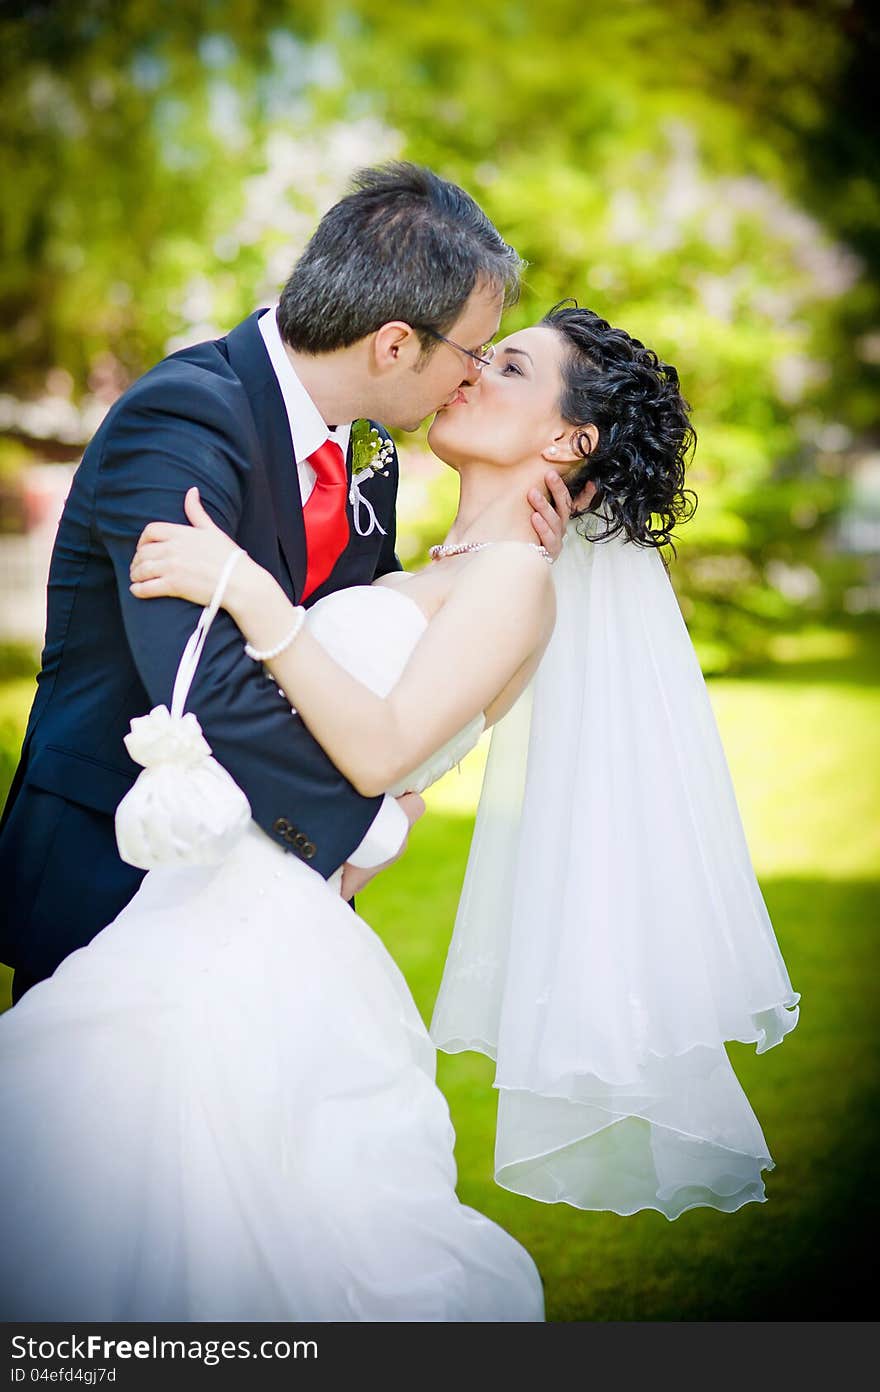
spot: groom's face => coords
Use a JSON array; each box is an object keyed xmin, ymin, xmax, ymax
[{"xmin": 377, "ymin": 282, "xmax": 504, "ymax": 431}]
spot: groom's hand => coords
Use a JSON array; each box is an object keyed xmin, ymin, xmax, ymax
[
  {"xmin": 339, "ymin": 791, "xmax": 426, "ymax": 902},
  {"xmin": 529, "ymin": 470, "xmax": 597, "ymax": 561},
  {"xmin": 529, "ymin": 470, "xmax": 572, "ymax": 560}
]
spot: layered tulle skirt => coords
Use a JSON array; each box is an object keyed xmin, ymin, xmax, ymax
[
  {"xmin": 0, "ymin": 824, "xmax": 543, "ymax": 1321},
  {"xmin": 430, "ymin": 523, "xmax": 799, "ymax": 1221}
]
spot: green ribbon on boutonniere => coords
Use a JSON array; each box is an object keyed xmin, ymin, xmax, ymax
[{"xmin": 351, "ymin": 419, "xmax": 394, "ymax": 478}]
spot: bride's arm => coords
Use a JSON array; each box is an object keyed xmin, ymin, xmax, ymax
[
  {"xmin": 239, "ymin": 546, "xmax": 552, "ymax": 795},
  {"xmin": 131, "ymin": 490, "xmax": 554, "ymax": 798}
]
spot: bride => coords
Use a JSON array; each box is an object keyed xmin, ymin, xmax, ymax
[{"xmin": 0, "ymin": 304, "xmax": 798, "ymax": 1321}]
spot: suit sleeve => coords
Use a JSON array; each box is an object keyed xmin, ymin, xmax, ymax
[{"xmin": 92, "ymin": 367, "xmax": 385, "ymax": 877}]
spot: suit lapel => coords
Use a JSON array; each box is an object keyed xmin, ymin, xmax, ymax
[{"xmin": 223, "ymin": 311, "xmax": 308, "ymax": 601}]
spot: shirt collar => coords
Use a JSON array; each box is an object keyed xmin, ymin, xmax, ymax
[{"xmin": 257, "ymin": 307, "xmax": 351, "ymax": 464}]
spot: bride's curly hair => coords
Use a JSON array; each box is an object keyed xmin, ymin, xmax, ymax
[{"xmin": 543, "ymin": 302, "xmax": 697, "ymax": 549}]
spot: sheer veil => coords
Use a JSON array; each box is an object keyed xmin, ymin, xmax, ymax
[{"xmin": 430, "ymin": 516, "xmax": 799, "ymax": 1219}]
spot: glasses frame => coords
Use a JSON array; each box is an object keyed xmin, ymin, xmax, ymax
[{"xmin": 413, "ymin": 325, "xmax": 496, "ymax": 371}]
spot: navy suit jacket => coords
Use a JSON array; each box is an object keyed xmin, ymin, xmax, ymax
[{"xmin": 0, "ymin": 311, "xmax": 402, "ymax": 983}]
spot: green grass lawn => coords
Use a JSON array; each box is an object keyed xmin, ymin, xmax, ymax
[{"xmin": 1, "ymin": 622, "xmax": 877, "ymax": 1318}]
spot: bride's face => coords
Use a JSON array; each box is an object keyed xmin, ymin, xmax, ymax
[{"xmin": 427, "ymin": 324, "xmax": 574, "ymax": 471}]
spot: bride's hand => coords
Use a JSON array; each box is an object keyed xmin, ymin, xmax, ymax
[{"xmin": 129, "ymin": 487, "xmax": 251, "ymax": 608}]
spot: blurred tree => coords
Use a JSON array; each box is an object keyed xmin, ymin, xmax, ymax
[
  {"xmin": 319, "ymin": 0, "xmax": 879, "ymax": 666},
  {"xmin": 0, "ymin": 0, "xmax": 876, "ymax": 668},
  {"xmin": 0, "ymin": 0, "xmax": 294, "ymax": 391}
]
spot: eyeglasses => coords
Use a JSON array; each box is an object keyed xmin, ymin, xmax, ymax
[{"xmin": 414, "ymin": 326, "xmax": 496, "ymax": 371}]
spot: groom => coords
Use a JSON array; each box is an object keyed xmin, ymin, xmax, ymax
[{"xmin": 0, "ymin": 163, "xmax": 569, "ymax": 1002}]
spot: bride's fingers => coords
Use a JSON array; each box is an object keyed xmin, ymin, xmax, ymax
[
  {"xmin": 129, "ymin": 542, "xmax": 171, "ymax": 580},
  {"xmin": 129, "ymin": 576, "xmax": 173, "ymax": 599},
  {"xmin": 137, "ymin": 521, "xmax": 178, "ymax": 547},
  {"xmin": 131, "ymin": 539, "xmax": 166, "ymax": 563},
  {"xmin": 129, "ymin": 560, "xmax": 167, "ymax": 583},
  {"xmin": 184, "ymin": 486, "xmax": 220, "ymax": 532}
]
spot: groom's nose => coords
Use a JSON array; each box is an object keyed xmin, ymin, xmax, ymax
[
  {"xmin": 459, "ymin": 376, "xmax": 481, "ymax": 402},
  {"xmin": 461, "ymin": 360, "xmax": 482, "ymax": 387}
]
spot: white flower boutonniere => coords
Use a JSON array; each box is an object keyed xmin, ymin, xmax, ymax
[
  {"xmin": 351, "ymin": 418, "xmax": 394, "ymax": 480},
  {"xmin": 349, "ymin": 419, "xmax": 392, "ymax": 537}
]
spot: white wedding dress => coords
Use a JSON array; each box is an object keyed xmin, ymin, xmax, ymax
[{"xmin": 0, "ymin": 584, "xmax": 544, "ymax": 1323}]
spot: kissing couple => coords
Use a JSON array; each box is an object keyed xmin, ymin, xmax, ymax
[{"xmin": 0, "ymin": 164, "xmax": 799, "ymax": 1321}]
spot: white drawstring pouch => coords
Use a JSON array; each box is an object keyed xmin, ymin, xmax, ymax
[{"xmin": 115, "ymin": 549, "xmax": 252, "ymax": 870}]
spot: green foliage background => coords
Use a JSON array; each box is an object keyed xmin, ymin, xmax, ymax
[{"xmin": 1, "ymin": 0, "xmax": 878, "ymax": 668}]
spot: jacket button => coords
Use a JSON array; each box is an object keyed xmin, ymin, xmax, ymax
[
  {"xmin": 293, "ymin": 832, "xmax": 308, "ymax": 849},
  {"xmin": 302, "ymin": 842, "xmax": 316, "ymax": 860},
  {"xmin": 273, "ymin": 817, "xmax": 291, "ymax": 836}
]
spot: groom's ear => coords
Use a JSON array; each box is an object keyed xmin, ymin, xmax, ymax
[{"xmin": 372, "ymin": 321, "xmax": 421, "ymax": 371}]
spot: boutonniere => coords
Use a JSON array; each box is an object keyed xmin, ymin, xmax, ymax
[
  {"xmin": 349, "ymin": 419, "xmax": 392, "ymax": 538},
  {"xmin": 351, "ymin": 419, "xmax": 394, "ymax": 482}
]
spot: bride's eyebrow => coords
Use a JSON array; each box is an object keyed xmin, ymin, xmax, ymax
[{"xmin": 502, "ymin": 346, "xmax": 534, "ymax": 364}]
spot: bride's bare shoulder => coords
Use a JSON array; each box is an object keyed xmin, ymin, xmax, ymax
[{"xmin": 462, "ymin": 542, "xmax": 555, "ymax": 606}]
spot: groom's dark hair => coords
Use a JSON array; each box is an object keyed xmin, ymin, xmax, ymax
[{"xmin": 276, "ymin": 163, "xmax": 522, "ymax": 356}]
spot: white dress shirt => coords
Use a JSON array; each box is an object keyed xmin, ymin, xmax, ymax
[{"xmin": 257, "ymin": 307, "xmax": 408, "ymax": 871}]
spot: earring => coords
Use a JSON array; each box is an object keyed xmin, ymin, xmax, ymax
[{"xmin": 548, "ymin": 446, "xmax": 558, "ymax": 456}]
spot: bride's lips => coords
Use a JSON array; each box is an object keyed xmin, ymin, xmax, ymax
[{"xmin": 441, "ymin": 390, "xmax": 468, "ymax": 409}]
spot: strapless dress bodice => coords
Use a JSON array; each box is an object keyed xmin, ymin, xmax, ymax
[{"xmin": 303, "ymin": 583, "xmax": 485, "ymax": 797}]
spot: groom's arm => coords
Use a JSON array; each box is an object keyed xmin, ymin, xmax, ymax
[
  {"xmin": 340, "ymin": 790, "xmax": 425, "ymax": 903},
  {"xmin": 93, "ymin": 365, "xmax": 388, "ymax": 876}
]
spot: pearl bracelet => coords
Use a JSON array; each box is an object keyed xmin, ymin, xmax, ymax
[{"xmin": 243, "ymin": 606, "xmax": 307, "ymax": 663}]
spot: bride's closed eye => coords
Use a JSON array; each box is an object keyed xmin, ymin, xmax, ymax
[{"xmin": 501, "ymin": 361, "xmax": 523, "ymax": 376}]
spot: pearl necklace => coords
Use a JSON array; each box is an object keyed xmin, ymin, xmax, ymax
[{"xmin": 428, "ymin": 541, "xmax": 553, "ymax": 564}]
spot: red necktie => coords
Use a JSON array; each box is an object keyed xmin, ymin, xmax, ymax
[{"xmin": 300, "ymin": 438, "xmax": 350, "ymax": 601}]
